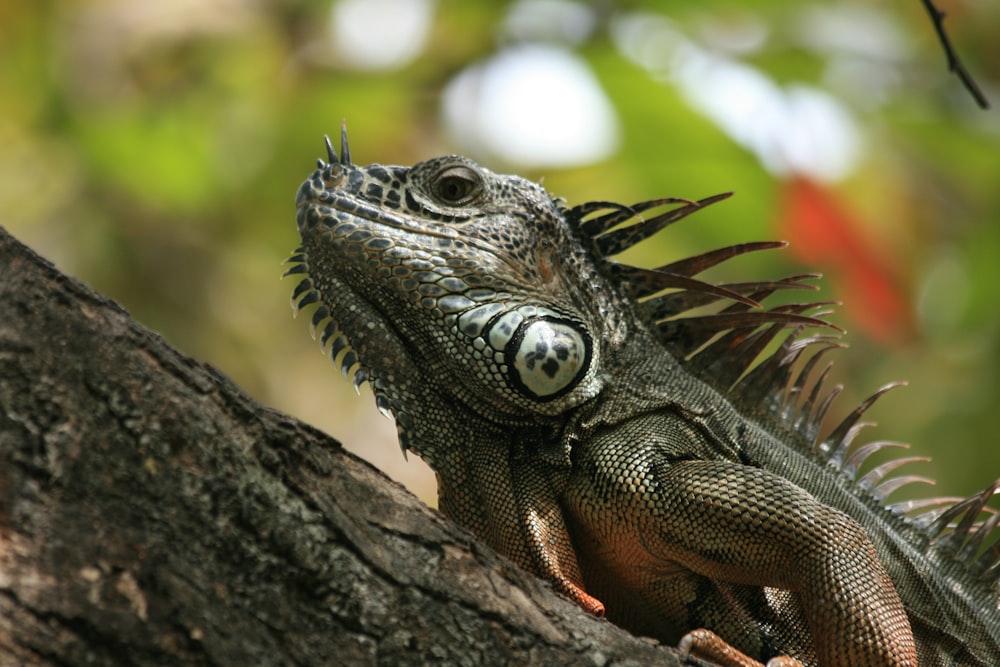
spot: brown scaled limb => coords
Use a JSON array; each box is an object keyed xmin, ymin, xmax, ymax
[{"xmin": 679, "ymin": 629, "xmax": 804, "ymax": 667}]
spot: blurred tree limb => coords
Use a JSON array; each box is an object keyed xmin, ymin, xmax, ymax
[
  {"xmin": 921, "ymin": 0, "xmax": 990, "ymax": 108},
  {"xmin": 0, "ymin": 226, "xmax": 681, "ymax": 666}
]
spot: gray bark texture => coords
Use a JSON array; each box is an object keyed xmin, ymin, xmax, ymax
[{"xmin": 0, "ymin": 226, "xmax": 685, "ymax": 666}]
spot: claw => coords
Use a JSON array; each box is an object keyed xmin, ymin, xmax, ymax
[{"xmin": 339, "ymin": 120, "xmax": 352, "ymax": 166}]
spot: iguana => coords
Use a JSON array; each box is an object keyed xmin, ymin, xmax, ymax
[{"xmin": 286, "ymin": 127, "xmax": 1000, "ymax": 666}]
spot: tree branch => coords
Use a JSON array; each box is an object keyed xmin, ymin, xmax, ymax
[
  {"xmin": 0, "ymin": 226, "xmax": 682, "ymax": 666},
  {"xmin": 920, "ymin": 0, "xmax": 990, "ymax": 109}
]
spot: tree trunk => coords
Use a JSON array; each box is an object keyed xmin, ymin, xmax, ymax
[{"xmin": 0, "ymin": 226, "xmax": 682, "ymax": 666}]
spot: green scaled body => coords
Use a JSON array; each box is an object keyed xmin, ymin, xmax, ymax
[{"xmin": 288, "ymin": 129, "xmax": 1000, "ymax": 667}]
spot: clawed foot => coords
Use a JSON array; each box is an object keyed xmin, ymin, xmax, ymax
[{"xmin": 678, "ymin": 628, "xmax": 803, "ymax": 667}]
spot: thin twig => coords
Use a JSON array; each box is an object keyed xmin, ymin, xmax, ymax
[{"xmin": 919, "ymin": 0, "xmax": 990, "ymax": 109}]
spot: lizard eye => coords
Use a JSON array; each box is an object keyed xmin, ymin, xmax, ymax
[{"xmin": 431, "ymin": 166, "xmax": 483, "ymax": 206}]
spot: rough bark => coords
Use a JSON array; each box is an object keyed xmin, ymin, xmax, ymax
[{"xmin": 0, "ymin": 226, "xmax": 684, "ymax": 666}]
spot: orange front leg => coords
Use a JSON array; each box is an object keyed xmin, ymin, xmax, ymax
[{"xmin": 512, "ymin": 465, "xmax": 606, "ymax": 616}]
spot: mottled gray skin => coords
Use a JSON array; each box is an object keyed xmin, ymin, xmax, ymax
[{"xmin": 289, "ymin": 136, "xmax": 1000, "ymax": 667}]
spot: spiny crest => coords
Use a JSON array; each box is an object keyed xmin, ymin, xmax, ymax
[
  {"xmin": 283, "ymin": 246, "xmax": 410, "ymax": 455},
  {"xmin": 567, "ymin": 195, "xmax": 1000, "ymax": 584},
  {"xmin": 565, "ymin": 194, "xmax": 838, "ymax": 409},
  {"xmin": 283, "ymin": 251, "xmax": 368, "ymax": 394}
]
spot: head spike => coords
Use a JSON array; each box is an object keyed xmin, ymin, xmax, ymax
[
  {"xmin": 570, "ymin": 201, "xmax": 637, "ymax": 236},
  {"xmin": 574, "ymin": 198, "xmax": 685, "ymax": 237},
  {"xmin": 888, "ymin": 495, "xmax": 963, "ymax": 519},
  {"xmin": 340, "ymin": 120, "xmax": 352, "ymax": 166},
  {"xmin": 324, "ymin": 135, "xmax": 337, "ymax": 166},
  {"xmin": 786, "ymin": 341, "xmax": 843, "ymax": 418},
  {"xmin": 309, "ymin": 305, "xmax": 330, "ymax": 339},
  {"xmin": 926, "ymin": 483, "xmax": 997, "ymax": 540},
  {"xmin": 967, "ymin": 511, "xmax": 1000, "ymax": 566},
  {"xmin": 352, "ymin": 367, "xmax": 368, "ymax": 393},
  {"xmin": 805, "ymin": 377, "xmax": 842, "ymax": 447},
  {"xmin": 616, "ymin": 265, "xmax": 760, "ymax": 307},
  {"xmin": 655, "ymin": 242, "xmax": 789, "ymax": 278},
  {"xmin": 842, "ymin": 440, "xmax": 909, "ymax": 479},
  {"xmin": 950, "ymin": 480, "xmax": 1000, "ymax": 542},
  {"xmin": 733, "ymin": 328, "xmax": 814, "ymax": 411},
  {"xmin": 594, "ymin": 193, "xmax": 732, "ymax": 257},
  {"xmin": 872, "ymin": 474, "xmax": 935, "ymax": 502},
  {"xmin": 375, "ymin": 393, "xmax": 393, "ymax": 419},
  {"xmin": 820, "ymin": 382, "xmax": 906, "ymax": 455},
  {"xmin": 860, "ymin": 456, "xmax": 932, "ymax": 493}
]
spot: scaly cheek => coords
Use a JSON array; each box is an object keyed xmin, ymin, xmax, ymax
[{"xmin": 535, "ymin": 244, "xmax": 560, "ymax": 286}]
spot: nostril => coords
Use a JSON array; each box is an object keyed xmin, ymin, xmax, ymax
[{"xmin": 323, "ymin": 164, "xmax": 346, "ymax": 188}]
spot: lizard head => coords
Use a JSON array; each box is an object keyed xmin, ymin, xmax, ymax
[{"xmin": 288, "ymin": 128, "xmax": 619, "ymax": 448}]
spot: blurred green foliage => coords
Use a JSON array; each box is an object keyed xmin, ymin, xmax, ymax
[{"xmin": 3, "ymin": 0, "xmax": 999, "ymax": 505}]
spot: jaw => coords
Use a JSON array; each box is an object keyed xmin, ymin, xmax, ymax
[
  {"xmin": 287, "ymin": 225, "xmax": 530, "ymax": 456},
  {"xmin": 286, "ymin": 235, "xmax": 423, "ymax": 430}
]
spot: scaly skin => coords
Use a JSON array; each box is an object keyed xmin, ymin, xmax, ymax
[{"xmin": 287, "ymin": 130, "xmax": 1000, "ymax": 666}]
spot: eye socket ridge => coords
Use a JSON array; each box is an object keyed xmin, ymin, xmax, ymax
[{"xmin": 431, "ymin": 165, "xmax": 484, "ymax": 206}]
